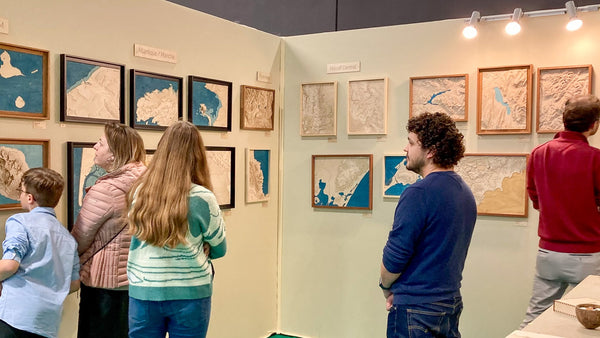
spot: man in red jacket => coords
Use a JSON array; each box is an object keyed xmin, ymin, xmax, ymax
[{"xmin": 520, "ymin": 94, "xmax": 600, "ymax": 328}]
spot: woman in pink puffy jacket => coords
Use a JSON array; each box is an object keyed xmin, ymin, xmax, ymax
[{"xmin": 71, "ymin": 122, "xmax": 146, "ymax": 338}]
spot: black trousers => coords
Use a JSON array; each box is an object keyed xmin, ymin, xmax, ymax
[
  {"xmin": 77, "ymin": 283, "xmax": 129, "ymax": 338},
  {"xmin": 0, "ymin": 320, "xmax": 44, "ymax": 338}
]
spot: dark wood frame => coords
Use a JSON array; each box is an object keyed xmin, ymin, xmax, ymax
[
  {"xmin": 188, "ymin": 76, "xmax": 232, "ymax": 132},
  {"xmin": 130, "ymin": 69, "xmax": 183, "ymax": 130},
  {"xmin": 0, "ymin": 138, "xmax": 49, "ymax": 210},
  {"xmin": 536, "ymin": 65, "xmax": 593, "ymax": 133},
  {"xmin": 66, "ymin": 142, "xmax": 106, "ymax": 230},
  {"xmin": 409, "ymin": 74, "xmax": 468, "ymax": 122},
  {"xmin": 311, "ymin": 154, "xmax": 373, "ymax": 210},
  {"xmin": 0, "ymin": 43, "xmax": 49, "ymax": 119},
  {"xmin": 206, "ymin": 146, "xmax": 236, "ymax": 209},
  {"xmin": 477, "ymin": 65, "xmax": 533, "ymax": 135},
  {"xmin": 240, "ymin": 85, "xmax": 275, "ymax": 131},
  {"xmin": 60, "ymin": 54, "xmax": 125, "ymax": 124}
]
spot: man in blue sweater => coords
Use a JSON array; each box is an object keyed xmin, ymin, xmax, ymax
[{"xmin": 380, "ymin": 112, "xmax": 477, "ymax": 338}]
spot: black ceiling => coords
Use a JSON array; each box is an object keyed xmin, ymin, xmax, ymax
[{"xmin": 167, "ymin": 0, "xmax": 599, "ymax": 36}]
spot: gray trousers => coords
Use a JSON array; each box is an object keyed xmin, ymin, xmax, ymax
[{"xmin": 520, "ymin": 248, "xmax": 600, "ymax": 329}]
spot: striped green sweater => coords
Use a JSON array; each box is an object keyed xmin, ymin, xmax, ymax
[{"xmin": 127, "ymin": 184, "xmax": 227, "ymax": 301}]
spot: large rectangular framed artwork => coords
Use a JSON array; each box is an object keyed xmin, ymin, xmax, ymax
[
  {"xmin": 0, "ymin": 43, "xmax": 49, "ymax": 119},
  {"xmin": 536, "ymin": 65, "xmax": 592, "ymax": 133},
  {"xmin": 312, "ymin": 154, "xmax": 373, "ymax": 210},
  {"xmin": 188, "ymin": 76, "xmax": 232, "ymax": 132},
  {"xmin": 347, "ymin": 78, "xmax": 388, "ymax": 135},
  {"xmin": 67, "ymin": 142, "xmax": 107, "ymax": 230},
  {"xmin": 246, "ymin": 148, "xmax": 270, "ymax": 203},
  {"xmin": 382, "ymin": 154, "xmax": 421, "ymax": 198},
  {"xmin": 300, "ymin": 82, "xmax": 337, "ymax": 137},
  {"xmin": 60, "ymin": 54, "xmax": 125, "ymax": 124},
  {"xmin": 454, "ymin": 153, "xmax": 528, "ymax": 217},
  {"xmin": 410, "ymin": 74, "xmax": 468, "ymax": 121},
  {"xmin": 130, "ymin": 70, "xmax": 183, "ymax": 130},
  {"xmin": 477, "ymin": 65, "xmax": 533, "ymax": 134},
  {"xmin": 0, "ymin": 139, "xmax": 49, "ymax": 210},
  {"xmin": 206, "ymin": 146, "xmax": 235, "ymax": 209},
  {"xmin": 240, "ymin": 85, "xmax": 275, "ymax": 131}
]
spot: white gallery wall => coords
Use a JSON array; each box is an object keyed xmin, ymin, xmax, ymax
[
  {"xmin": 281, "ymin": 12, "xmax": 600, "ymax": 338},
  {"xmin": 0, "ymin": 0, "xmax": 281, "ymax": 337}
]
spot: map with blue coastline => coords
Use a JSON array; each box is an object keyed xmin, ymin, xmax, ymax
[
  {"xmin": 0, "ymin": 144, "xmax": 44, "ymax": 204},
  {"xmin": 247, "ymin": 149, "xmax": 270, "ymax": 202},
  {"xmin": 313, "ymin": 157, "xmax": 371, "ymax": 208},
  {"xmin": 71, "ymin": 147, "xmax": 106, "ymax": 222},
  {"xmin": 191, "ymin": 81, "xmax": 228, "ymax": 128},
  {"xmin": 383, "ymin": 156, "xmax": 421, "ymax": 197},
  {"xmin": 0, "ymin": 49, "xmax": 44, "ymax": 114},
  {"xmin": 134, "ymin": 75, "xmax": 179, "ymax": 126}
]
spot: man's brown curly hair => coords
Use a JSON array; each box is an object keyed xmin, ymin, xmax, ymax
[{"xmin": 407, "ymin": 112, "xmax": 465, "ymax": 168}]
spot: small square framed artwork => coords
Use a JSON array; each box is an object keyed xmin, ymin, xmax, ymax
[
  {"xmin": 312, "ymin": 154, "xmax": 373, "ymax": 210},
  {"xmin": 246, "ymin": 148, "xmax": 270, "ymax": 203},
  {"xmin": 536, "ymin": 65, "xmax": 592, "ymax": 133},
  {"xmin": 60, "ymin": 54, "xmax": 125, "ymax": 124},
  {"xmin": 347, "ymin": 78, "xmax": 388, "ymax": 135},
  {"xmin": 0, "ymin": 139, "xmax": 50, "ymax": 210},
  {"xmin": 240, "ymin": 85, "xmax": 275, "ymax": 131},
  {"xmin": 188, "ymin": 76, "xmax": 232, "ymax": 132},
  {"xmin": 0, "ymin": 43, "xmax": 49, "ymax": 119},
  {"xmin": 410, "ymin": 74, "xmax": 468, "ymax": 121},
  {"xmin": 130, "ymin": 69, "xmax": 183, "ymax": 130}
]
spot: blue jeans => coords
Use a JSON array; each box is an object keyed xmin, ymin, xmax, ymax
[
  {"xmin": 128, "ymin": 297, "xmax": 211, "ymax": 338},
  {"xmin": 387, "ymin": 297, "xmax": 463, "ymax": 338}
]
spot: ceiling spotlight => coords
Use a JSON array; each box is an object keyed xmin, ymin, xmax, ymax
[
  {"xmin": 566, "ymin": 1, "xmax": 583, "ymax": 31},
  {"xmin": 463, "ymin": 11, "xmax": 480, "ymax": 39},
  {"xmin": 505, "ymin": 8, "xmax": 523, "ymax": 35}
]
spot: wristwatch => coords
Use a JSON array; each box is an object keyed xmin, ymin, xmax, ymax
[{"xmin": 379, "ymin": 277, "xmax": 391, "ymax": 290}]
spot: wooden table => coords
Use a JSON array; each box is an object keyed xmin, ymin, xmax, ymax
[{"xmin": 514, "ymin": 275, "xmax": 600, "ymax": 337}]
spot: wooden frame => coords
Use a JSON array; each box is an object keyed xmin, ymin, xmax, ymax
[
  {"xmin": 66, "ymin": 142, "xmax": 107, "ymax": 230},
  {"xmin": 382, "ymin": 154, "xmax": 421, "ymax": 198},
  {"xmin": 0, "ymin": 43, "xmax": 49, "ymax": 120},
  {"xmin": 536, "ymin": 65, "xmax": 593, "ymax": 133},
  {"xmin": 60, "ymin": 54, "xmax": 125, "ymax": 124},
  {"xmin": 409, "ymin": 74, "xmax": 468, "ymax": 121},
  {"xmin": 188, "ymin": 76, "xmax": 232, "ymax": 132},
  {"xmin": 130, "ymin": 69, "xmax": 183, "ymax": 130},
  {"xmin": 347, "ymin": 78, "xmax": 388, "ymax": 135},
  {"xmin": 477, "ymin": 65, "xmax": 533, "ymax": 135},
  {"xmin": 240, "ymin": 85, "xmax": 275, "ymax": 131},
  {"xmin": 454, "ymin": 153, "xmax": 529, "ymax": 217},
  {"xmin": 312, "ymin": 154, "xmax": 373, "ymax": 210},
  {"xmin": 245, "ymin": 148, "xmax": 270, "ymax": 203},
  {"xmin": 0, "ymin": 139, "xmax": 49, "ymax": 210},
  {"xmin": 206, "ymin": 146, "xmax": 235, "ymax": 209},
  {"xmin": 300, "ymin": 82, "xmax": 337, "ymax": 137},
  {"xmin": 145, "ymin": 149, "xmax": 156, "ymax": 165}
]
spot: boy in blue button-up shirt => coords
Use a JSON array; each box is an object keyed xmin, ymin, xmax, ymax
[{"xmin": 0, "ymin": 168, "xmax": 80, "ymax": 338}]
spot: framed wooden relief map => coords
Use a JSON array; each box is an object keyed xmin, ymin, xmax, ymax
[
  {"xmin": 0, "ymin": 43, "xmax": 49, "ymax": 119},
  {"xmin": 0, "ymin": 139, "xmax": 49, "ymax": 210},
  {"xmin": 454, "ymin": 153, "xmax": 528, "ymax": 217},
  {"xmin": 312, "ymin": 154, "xmax": 372, "ymax": 210},
  {"xmin": 410, "ymin": 74, "xmax": 468, "ymax": 121},
  {"xmin": 188, "ymin": 76, "xmax": 232, "ymax": 132},
  {"xmin": 240, "ymin": 85, "xmax": 275, "ymax": 131},
  {"xmin": 477, "ymin": 65, "xmax": 533, "ymax": 135},
  {"xmin": 130, "ymin": 69, "xmax": 183, "ymax": 130},
  {"xmin": 246, "ymin": 148, "xmax": 270, "ymax": 203},
  {"xmin": 206, "ymin": 146, "xmax": 235, "ymax": 209},
  {"xmin": 60, "ymin": 54, "xmax": 125, "ymax": 124},
  {"xmin": 536, "ymin": 65, "xmax": 592, "ymax": 133},
  {"xmin": 347, "ymin": 78, "xmax": 388, "ymax": 135},
  {"xmin": 66, "ymin": 142, "xmax": 107, "ymax": 229},
  {"xmin": 382, "ymin": 154, "xmax": 421, "ymax": 198},
  {"xmin": 300, "ymin": 82, "xmax": 337, "ymax": 137}
]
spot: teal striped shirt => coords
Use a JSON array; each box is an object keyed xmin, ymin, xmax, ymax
[{"xmin": 127, "ymin": 184, "xmax": 226, "ymax": 301}]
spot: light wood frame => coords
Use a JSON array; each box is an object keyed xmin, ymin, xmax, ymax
[
  {"xmin": 409, "ymin": 74, "xmax": 468, "ymax": 122},
  {"xmin": 300, "ymin": 81, "xmax": 337, "ymax": 137},
  {"xmin": 245, "ymin": 148, "xmax": 270, "ymax": 203},
  {"xmin": 347, "ymin": 78, "xmax": 388, "ymax": 135}
]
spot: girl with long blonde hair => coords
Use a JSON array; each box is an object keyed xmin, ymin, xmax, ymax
[{"xmin": 127, "ymin": 121, "xmax": 226, "ymax": 338}]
